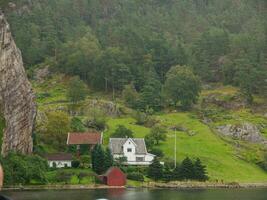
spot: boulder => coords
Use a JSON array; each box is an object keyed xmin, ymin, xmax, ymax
[{"xmin": 217, "ymin": 122, "xmax": 266, "ymax": 144}]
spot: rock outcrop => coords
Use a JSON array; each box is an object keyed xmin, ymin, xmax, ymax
[
  {"xmin": 217, "ymin": 122, "xmax": 266, "ymax": 144},
  {"xmin": 0, "ymin": 11, "xmax": 36, "ymax": 156}
]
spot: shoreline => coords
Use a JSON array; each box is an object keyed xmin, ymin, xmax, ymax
[{"xmin": 3, "ymin": 182, "xmax": 267, "ymax": 191}]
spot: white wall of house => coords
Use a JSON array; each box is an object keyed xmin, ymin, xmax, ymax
[
  {"xmin": 48, "ymin": 160, "xmax": 72, "ymax": 168},
  {"xmin": 123, "ymin": 138, "xmax": 137, "ymax": 162},
  {"xmin": 113, "ymin": 138, "xmax": 155, "ymax": 165}
]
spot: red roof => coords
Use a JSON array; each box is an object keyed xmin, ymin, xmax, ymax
[
  {"xmin": 45, "ymin": 153, "xmax": 72, "ymax": 161},
  {"xmin": 67, "ymin": 132, "xmax": 102, "ymax": 145}
]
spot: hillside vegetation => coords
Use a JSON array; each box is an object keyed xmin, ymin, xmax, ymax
[
  {"xmin": 0, "ymin": 0, "xmax": 266, "ymax": 183},
  {"xmin": 31, "ymin": 75, "xmax": 267, "ymax": 182}
]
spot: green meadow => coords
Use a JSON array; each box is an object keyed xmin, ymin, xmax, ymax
[{"xmin": 106, "ymin": 113, "xmax": 267, "ymax": 182}]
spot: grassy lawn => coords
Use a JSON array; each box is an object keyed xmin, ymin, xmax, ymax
[{"xmin": 106, "ymin": 113, "xmax": 267, "ymax": 182}]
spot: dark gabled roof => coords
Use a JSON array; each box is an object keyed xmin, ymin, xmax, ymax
[
  {"xmin": 109, "ymin": 138, "xmax": 147, "ymax": 154},
  {"xmin": 67, "ymin": 132, "xmax": 102, "ymax": 145},
  {"xmin": 45, "ymin": 153, "xmax": 72, "ymax": 161}
]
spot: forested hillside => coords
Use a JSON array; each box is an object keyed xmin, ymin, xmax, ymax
[
  {"xmin": 0, "ymin": 0, "xmax": 267, "ymax": 183},
  {"xmin": 1, "ymin": 0, "xmax": 266, "ymax": 104}
]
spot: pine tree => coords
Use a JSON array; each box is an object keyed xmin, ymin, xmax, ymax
[
  {"xmin": 147, "ymin": 157, "xmax": 163, "ymax": 181},
  {"xmin": 91, "ymin": 144, "xmax": 105, "ymax": 174},
  {"xmin": 104, "ymin": 147, "xmax": 113, "ymax": 171},
  {"xmin": 179, "ymin": 157, "xmax": 195, "ymax": 180},
  {"xmin": 194, "ymin": 158, "xmax": 208, "ymax": 181},
  {"xmin": 140, "ymin": 69, "xmax": 162, "ymax": 112},
  {"xmin": 173, "ymin": 165, "xmax": 183, "ymax": 181}
]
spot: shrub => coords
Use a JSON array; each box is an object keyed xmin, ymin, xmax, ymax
[
  {"xmin": 149, "ymin": 148, "xmax": 164, "ymax": 157},
  {"xmin": 134, "ymin": 111, "xmax": 147, "ymax": 125},
  {"xmin": 80, "ymin": 155, "xmax": 91, "ymax": 168},
  {"xmin": 111, "ymin": 125, "xmax": 133, "ymax": 138},
  {"xmin": 147, "ymin": 158, "xmax": 163, "ymax": 181},
  {"xmin": 71, "ymin": 160, "xmax": 80, "ymax": 168},
  {"xmin": 55, "ymin": 171, "xmax": 73, "ymax": 184},
  {"xmin": 0, "ymin": 153, "xmax": 48, "ymax": 185},
  {"xmin": 127, "ymin": 172, "xmax": 144, "ymax": 182}
]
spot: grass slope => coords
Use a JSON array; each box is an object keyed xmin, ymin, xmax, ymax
[
  {"xmin": 106, "ymin": 113, "xmax": 267, "ymax": 182},
  {"xmin": 33, "ymin": 75, "xmax": 267, "ymax": 182}
]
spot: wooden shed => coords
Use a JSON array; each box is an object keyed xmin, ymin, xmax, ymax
[{"xmin": 99, "ymin": 167, "xmax": 126, "ymax": 186}]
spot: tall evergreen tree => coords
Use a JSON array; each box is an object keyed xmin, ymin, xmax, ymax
[
  {"xmin": 104, "ymin": 147, "xmax": 113, "ymax": 171},
  {"xmin": 194, "ymin": 158, "xmax": 208, "ymax": 181},
  {"xmin": 91, "ymin": 144, "xmax": 105, "ymax": 174},
  {"xmin": 147, "ymin": 157, "xmax": 163, "ymax": 181},
  {"xmin": 179, "ymin": 157, "xmax": 195, "ymax": 180},
  {"xmin": 140, "ymin": 69, "xmax": 162, "ymax": 112}
]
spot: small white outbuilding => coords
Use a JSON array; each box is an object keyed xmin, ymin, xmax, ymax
[{"xmin": 45, "ymin": 153, "xmax": 73, "ymax": 168}]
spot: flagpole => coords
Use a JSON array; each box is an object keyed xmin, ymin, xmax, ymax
[{"xmin": 174, "ymin": 128, "xmax": 177, "ymax": 168}]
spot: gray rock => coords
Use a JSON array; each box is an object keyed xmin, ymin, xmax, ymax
[
  {"xmin": 34, "ymin": 66, "xmax": 50, "ymax": 82},
  {"xmin": 217, "ymin": 122, "xmax": 266, "ymax": 144},
  {"xmin": 0, "ymin": 11, "xmax": 36, "ymax": 156}
]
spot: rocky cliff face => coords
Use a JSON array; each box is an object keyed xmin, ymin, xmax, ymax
[
  {"xmin": 0, "ymin": 11, "xmax": 36, "ymax": 156},
  {"xmin": 217, "ymin": 122, "xmax": 266, "ymax": 145}
]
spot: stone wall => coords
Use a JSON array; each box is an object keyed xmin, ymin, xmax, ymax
[{"xmin": 0, "ymin": 11, "xmax": 36, "ymax": 156}]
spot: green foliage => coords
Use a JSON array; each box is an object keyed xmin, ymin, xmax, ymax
[
  {"xmin": 91, "ymin": 146, "xmax": 113, "ymax": 174},
  {"xmin": 194, "ymin": 158, "xmax": 208, "ymax": 181},
  {"xmin": 55, "ymin": 171, "xmax": 72, "ymax": 184},
  {"xmin": 66, "ymin": 76, "xmax": 88, "ymax": 104},
  {"xmin": 4, "ymin": 0, "xmax": 266, "ymax": 106},
  {"xmin": 41, "ymin": 111, "xmax": 71, "ymax": 151},
  {"xmin": 192, "ymin": 28, "xmax": 230, "ymax": 82},
  {"xmin": 139, "ymin": 70, "xmax": 162, "ymax": 111},
  {"xmin": 147, "ymin": 158, "xmax": 163, "ymax": 181},
  {"xmin": 122, "ymin": 83, "xmax": 140, "ymax": 108},
  {"xmin": 174, "ymin": 157, "xmax": 208, "ymax": 181},
  {"xmin": 80, "ymin": 155, "xmax": 91, "ymax": 168},
  {"xmin": 175, "ymin": 157, "xmax": 195, "ymax": 180},
  {"xmin": 71, "ymin": 160, "xmax": 80, "ymax": 168},
  {"xmin": 104, "ymin": 148, "xmax": 113, "ymax": 171},
  {"xmin": 149, "ymin": 148, "xmax": 164, "ymax": 158},
  {"xmin": 111, "ymin": 125, "xmax": 133, "ymax": 138},
  {"xmin": 164, "ymin": 65, "xmax": 201, "ymax": 109},
  {"xmin": 127, "ymin": 172, "xmax": 144, "ymax": 182},
  {"xmin": 145, "ymin": 124, "xmax": 167, "ymax": 146},
  {"xmin": 1, "ymin": 153, "xmax": 48, "ymax": 185},
  {"xmin": 134, "ymin": 111, "xmax": 148, "ymax": 125},
  {"xmin": 85, "ymin": 108, "xmax": 107, "ymax": 131},
  {"xmin": 70, "ymin": 117, "xmax": 86, "ymax": 132}
]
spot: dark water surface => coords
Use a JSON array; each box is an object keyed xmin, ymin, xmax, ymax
[{"xmin": 2, "ymin": 188, "xmax": 267, "ymax": 200}]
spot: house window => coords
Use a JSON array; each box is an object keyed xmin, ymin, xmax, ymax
[
  {"xmin": 127, "ymin": 148, "xmax": 132, "ymax": 152},
  {"xmin": 136, "ymin": 157, "xmax": 144, "ymax": 162}
]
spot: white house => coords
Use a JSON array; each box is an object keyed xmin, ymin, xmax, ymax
[
  {"xmin": 45, "ymin": 153, "xmax": 72, "ymax": 168},
  {"xmin": 109, "ymin": 138, "xmax": 155, "ymax": 165}
]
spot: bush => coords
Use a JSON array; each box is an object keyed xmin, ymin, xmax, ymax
[
  {"xmin": 71, "ymin": 160, "xmax": 80, "ymax": 168},
  {"xmin": 149, "ymin": 148, "xmax": 164, "ymax": 157},
  {"xmin": 84, "ymin": 108, "xmax": 107, "ymax": 131},
  {"xmin": 111, "ymin": 125, "xmax": 133, "ymax": 138},
  {"xmin": 134, "ymin": 111, "xmax": 147, "ymax": 125},
  {"xmin": 0, "ymin": 153, "xmax": 48, "ymax": 185},
  {"xmin": 55, "ymin": 171, "xmax": 73, "ymax": 184},
  {"xmin": 127, "ymin": 172, "xmax": 144, "ymax": 182}
]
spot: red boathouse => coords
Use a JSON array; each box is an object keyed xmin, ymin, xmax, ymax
[{"xmin": 99, "ymin": 167, "xmax": 126, "ymax": 186}]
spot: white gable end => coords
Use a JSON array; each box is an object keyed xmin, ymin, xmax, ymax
[{"xmin": 110, "ymin": 138, "xmax": 156, "ymax": 165}]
